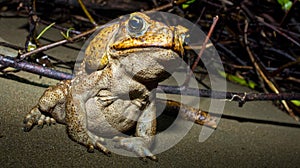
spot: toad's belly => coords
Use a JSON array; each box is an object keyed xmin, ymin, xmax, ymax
[{"xmin": 85, "ymin": 97, "xmax": 141, "ymax": 137}]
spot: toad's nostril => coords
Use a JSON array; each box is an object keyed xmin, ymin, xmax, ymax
[{"xmin": 183, "ymin": 34, "xmax": 190, "ymax": 46}]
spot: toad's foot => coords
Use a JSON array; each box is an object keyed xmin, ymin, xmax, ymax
[
  {"xmin": 23, "ymin": 106, "xmax": 56, "ymax": 132},
  {"xmin": 113, "ymin": 136, "xmax": 157, "ymax": 162},
  {"xmin": 83, "ymin": 131, "xmax": 111, "ymax": 155}
]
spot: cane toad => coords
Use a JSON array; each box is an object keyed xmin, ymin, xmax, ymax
[{"xmin": 23, "ymin": 12, "xmax": 214, "ymax": 161}]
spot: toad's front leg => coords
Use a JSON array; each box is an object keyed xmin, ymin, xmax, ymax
[
  {"xmin": 113, "ymin": 98, "xmax": 157, "ymax": 161},
  {"xmin": 23, "ymin": 80, "xmax": 71, "ymax": 131}
]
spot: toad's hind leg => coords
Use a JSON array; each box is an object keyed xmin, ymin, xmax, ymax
[
  {"xmin": 65, "ymin": 92, "xmax": 111, "ymax": 155},
  {"xmin": 113, "ymin": 100, "xmax": 157, "ymax": 161},
  {"xmin": 23, "ymin": 80, "xmax": 71, "ymax": 132}
]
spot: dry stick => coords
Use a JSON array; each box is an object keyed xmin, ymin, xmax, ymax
[
  {"xmin": 157, "ymin": 85, "xmax": 300, "ymax": 101},
  {"xmin": 19, "ymin": 27, "xmax": 97, "ymax": 60},
  {"xmin": 78, "ymin": 0, "xmax": 97, "ymax": 26},
  {"xmin": 256, "ymin": 16, "xmax": 300, "ymax": 47},
  {"xmin": 183, "ymin": 15, "xmax": 219, "ymax": 86},
  {"xmin": 148, "ymin": 0, "xmax": 189, "ymax": 12},
  {"xmin": 0, "ymin": 42, "xmax": 23, "ymax": 50},
  {"xmin": 244, "ymin": 20, "xmax": 299, "ymax": 121},
  {"xmin": 287, "ymin": 77, "xmax": 300, "ymax": 84},
  {"xmin": 0, "ymin": 54, "xmax": 73, "ymax": 80},
  {"xmin": 264, "ymin": 47, "xmax": 296, "ymax": 61},
  {"xmin": 270, "ymin": 58, "xmax": 300, "ymax": 77},
  {"xmin": 148, "ymin": 2, "xmax": 173, "ymax": 11}
]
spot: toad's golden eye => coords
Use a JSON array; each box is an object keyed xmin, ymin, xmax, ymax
[{"xmin": 127, "ymin": 15, "xmax": 147, "ymax": 37}]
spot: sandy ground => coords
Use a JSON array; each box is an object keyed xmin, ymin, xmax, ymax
[{"xmin": 1, "ymin": 17, "xmax": 300, "ymax": 168}]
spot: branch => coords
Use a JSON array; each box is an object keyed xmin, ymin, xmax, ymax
[
  {"xmin": 183, "ymin": 15, "xmax": 219, "ymax": 86},
  {"xmin": 0, "ymin": 55, "xmax": 73, "ymax": 80},
  {"xmin": 1, "ymin": 54, "xmax": 299, "ymax": 105},
  {"xmin": 256, "ymin": 16, "xmax": 300, "ymax": 48},
  {"xmin": 157, "ymin": 85, "xmax": 300, "ymax": 103},
  {"xmin": 19, "ymin": 27, "xmax": 97, "ymax": 60}
]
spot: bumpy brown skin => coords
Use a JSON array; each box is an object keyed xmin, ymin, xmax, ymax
[{"xmin": 23, "ymin": 12, "xmax": 215, "ymax": 161}]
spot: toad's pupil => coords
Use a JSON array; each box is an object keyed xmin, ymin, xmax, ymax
[{"xmin": 128, "ymin": 16, "xmax": 143, "ymax": 32}]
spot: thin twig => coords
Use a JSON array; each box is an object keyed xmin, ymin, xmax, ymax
[
  {"xmin": 148, "ymin": 0, "xmax": 191, "ymax": 11},
  {"xmin": 77, "ymin": 0, "xmax": 97, "ymax": 26},
  {"xmin": 270, "ymin": 58, "xmax": 300, "ymax": 77},
  {"xmin": 19, "ymin": 27, "xmax": 97, "ymax": 60},
  {"xmin": 148, "ymin": 2, "xmax": 173, "ymax": 11},
  {"xmin": 0, "ymin": 55, "xmax": 73, "ymax": 80},
  {"xmin": 256, "ymin": 16, "xmax": 300, "ymax": 47},
  {"xmin": 264, "ymin": 47, "xmax": 296, "ymax": 62},
  {"xmin": 183, "ymin": 15, "xmax": 219, "ymax": 86},
  {"xmin": 0, "ymin": 42, "xmax": 23, "ymax": 50},
  {"xmin": 158, "ymin": 85, "xmax": 300, "ymax": 101}
]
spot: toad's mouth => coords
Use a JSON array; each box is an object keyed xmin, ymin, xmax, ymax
[
  {"xmin": 112, "ymin": 43, "xmax": 185, "ymax": 58},
  {"xmin": 112, "ymin": 46, "xmax": 182, "ymax": 60},
  {"xmin": 115, "ymin": 45, "xmax": 173, "ymax": 50},
  {"xmin": 115, "ymin": 45, "xmax": 177, "ymax": 52}
]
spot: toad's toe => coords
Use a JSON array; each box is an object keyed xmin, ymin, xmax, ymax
[
  {"xmin": 113, "ymin": 136, "xmax": 157, "ymax": 161},
  {"xmin": 23, "ymin": 106, "xmax": 56, "ymax": 132}
]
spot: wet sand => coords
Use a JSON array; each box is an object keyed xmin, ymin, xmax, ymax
[{"xmin": 1, "ymin": 17, "xmax": 300, "ymax": 167}]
